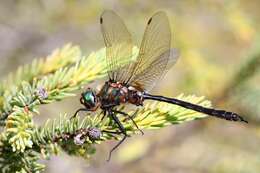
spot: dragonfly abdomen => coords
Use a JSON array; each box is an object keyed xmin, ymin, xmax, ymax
[{"xmin": 143, "ymin": 93, "xmax": 248, "ymax": 123}]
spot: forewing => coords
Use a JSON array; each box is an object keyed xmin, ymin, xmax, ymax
[
  {"xmin": 100, "ymin": 10, "xmax": 133, "ymax": 81},
  {"xmin": 127, "ymin": 11, "xmax": 176, "ymax": 91}
]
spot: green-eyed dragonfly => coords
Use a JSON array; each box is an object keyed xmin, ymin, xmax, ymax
[{"xmin": 73, "ymin": 10, "xmax": 247, "ymax": 161}]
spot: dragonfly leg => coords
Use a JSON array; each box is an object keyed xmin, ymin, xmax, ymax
[
  {"xmin": 71, "ymin": 108, "xmax": 90, "ymax": 119},
  {"xmin": 102, "ymin": 130, "xmax": 122, "ymax": 135},
  {"xmin": 100, "ymin": 110, "xmax": 107, "ymax": 121},
  {"xmin": 107, "ymin": 111, "xmax": 127, "ymax": 161},
  {"xmin": 111, "ymin": 109, "xmax": 144, "ymax": 135}
]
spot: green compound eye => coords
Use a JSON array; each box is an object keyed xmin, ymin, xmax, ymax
[{"xmin": 83, "ymin": 91, "xmax": 95, "ymax": 105}]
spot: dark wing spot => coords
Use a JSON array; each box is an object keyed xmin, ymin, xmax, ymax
[
  {"xmin": 147, "ymin": 17, "xmax": 152, "ymax": 25},
  {"xmin": 100, "ymin": 17, "xmax": 103, "ymax": 24}
]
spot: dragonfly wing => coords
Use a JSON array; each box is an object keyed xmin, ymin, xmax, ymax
[
  {"xmin": 132, "ymin": 49, "xmax": 179, "ymax": 91},
  {"xmin": 100, "ymin": 10, "xmax": 133, "ymax": 81},
  {"xmin": 128, "ymin": 11, "xmax": 179, "ymax": 91}
]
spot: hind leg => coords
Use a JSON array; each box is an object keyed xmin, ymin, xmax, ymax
[
  {"xmin": 107, "ymin": 110, "xmax": 127, "ymax": 161},
  {"xmin": 111, "ymin": 109, "xmax": 144, "ymax": 135}
]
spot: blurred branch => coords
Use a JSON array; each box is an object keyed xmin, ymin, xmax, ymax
[
  {"xmin": 0, "ymin": 44, "xmax": 82, "ymax": 113},
  {"xmin": 0, "ymin": 44, "xmax": 106, "ymax": 122},
  {"xmin": 0, "ymin": 44, "xmax": 211, "ymax": 172}
]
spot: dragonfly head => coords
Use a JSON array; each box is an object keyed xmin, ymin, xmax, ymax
[{"xmin": 80, "ymin": 88, "xmax": 99, "ymax": 111}]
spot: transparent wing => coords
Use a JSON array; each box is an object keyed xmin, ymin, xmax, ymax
[
  {"xmin": 100, "ymin": 10, "xmax": 133, "ymax": 81},
  {"xmin": 132, "ymin": 49, "xmax": 179, "ymax": 91},
  {"xmin": 126, "ymin": 11, "xmax": 177, "ymax": 91}
]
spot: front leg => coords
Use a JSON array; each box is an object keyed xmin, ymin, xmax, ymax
[
  {"xmin": 111, "ymin": 109, "xmax": 144, "ymax": 135},
  {"xmin": 71, "ymin": 108, "xmax": 91, "ymax": 119}
]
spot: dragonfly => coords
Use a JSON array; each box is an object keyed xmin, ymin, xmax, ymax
[{"xmin": 72, "ymin": 10, "xmax": 248, "ymax": 161}]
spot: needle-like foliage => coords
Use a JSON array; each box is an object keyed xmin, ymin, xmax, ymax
[{"xmin": 0, "ymin": 44, "xmax": 210, "ymax": 173}]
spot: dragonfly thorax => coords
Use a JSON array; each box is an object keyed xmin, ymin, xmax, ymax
[{"xmin": 97, "ymin": 81, "xmax": 144, "ymax": 108}]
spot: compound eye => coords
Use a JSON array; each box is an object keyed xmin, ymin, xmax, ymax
[{"xmin": 82, "ymin": 91, "xmax": 96, "ymax": 106}]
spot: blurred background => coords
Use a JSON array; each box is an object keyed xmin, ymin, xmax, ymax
[{"xmin": 0, "ymin": 0, "xmax": 260, "ymax": 173}]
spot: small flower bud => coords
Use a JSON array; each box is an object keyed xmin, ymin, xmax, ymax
[
  {"xmin": 36, "ymin": 86, "xmax": 48, "ymax": 100},
  {"xmin": 88, "ymin": 127, "xmax": 101, "ymax": 140},
  {"xmin": 74, "ymin": 133, "xmax": 85, "ymax": 145}
]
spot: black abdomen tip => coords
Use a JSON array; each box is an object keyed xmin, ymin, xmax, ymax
[{"xmin": 227, "ymin": 112, "xmax": 248, "ymax": 123}]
